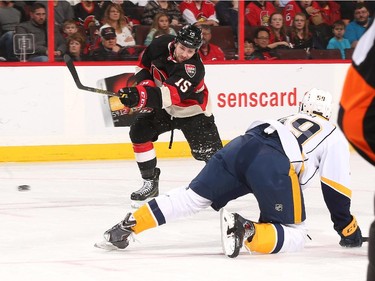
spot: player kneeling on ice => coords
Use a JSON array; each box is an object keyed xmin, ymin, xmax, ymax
[{"xmin": 97, "ymin": 88, "xmax": 363, "ymax": 257}]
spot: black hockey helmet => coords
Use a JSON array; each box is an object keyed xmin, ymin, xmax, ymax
[{"xmin": 176, "ymin": 24, "xmax": 203, "ymax": 49}]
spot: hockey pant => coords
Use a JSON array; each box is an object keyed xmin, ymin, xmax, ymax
[{"xmin": 129, "ymin": 109, "xmax": 222, "ymax": 178}]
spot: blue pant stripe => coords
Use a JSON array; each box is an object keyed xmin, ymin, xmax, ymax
[
  {"xmin": 272, "ymin": 224, "xmax": 285, "ymax": 253},
  {"xmin": 148, "ymin": 199, "xmax": 166, "ymax": 226}
]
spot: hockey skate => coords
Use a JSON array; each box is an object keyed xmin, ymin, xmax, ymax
[
  {"xmin": 130, "ymin": 168, "xmax": 160, "ymax": 209},
  {"xmin": 94, "ymin": 213, "xmax": 136, "ymax": 250},
  {"xmin": 220, "ymin": 208, "xmax": 255, "ymax": 258}
]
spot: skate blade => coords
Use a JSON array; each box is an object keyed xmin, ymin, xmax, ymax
[{"xmin": 94, "ymin": 240, "xmax": 123, "ymax": 251}]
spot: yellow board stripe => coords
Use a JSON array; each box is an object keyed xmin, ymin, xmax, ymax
[
  {"xmin": 321, "ymin": 176, "xmax": 352, "ymax": 198},
  {"xmin": 289, "ymin": 164, "xmax": 302, "ymax": 223},
  {"xmin": 0, "ymin": 141, "xmax": 229, "ymax": 162}
]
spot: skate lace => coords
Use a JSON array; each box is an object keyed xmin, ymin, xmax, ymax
[
  {"xmin": 243, "ymin": 222, "xmax": 255, "ymax": 240},
  {"xmin": 135, "ymin": 179, "xmax": 154, "ymax": 195}
]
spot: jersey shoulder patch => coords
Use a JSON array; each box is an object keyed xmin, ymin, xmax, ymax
[{"xmin": 184, "ymin": 64, "xmax": 196, "ymax": 78}]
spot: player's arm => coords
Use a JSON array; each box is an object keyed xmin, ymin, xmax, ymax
[
  {"xmin": 319, "ymin": 136, "xmax": 363, "ymax": 247},
  {"xmin": 117, "ymin": 76, "xmax": 204, "ymax": 110},
  {"xmin": 118, "ymin": 62, "xmax": 205, "ymax": 109}
]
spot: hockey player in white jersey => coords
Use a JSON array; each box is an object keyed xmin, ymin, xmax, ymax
[{"xmin": 97, "ymin": 88, "xmax": 363, "ymax": 257}]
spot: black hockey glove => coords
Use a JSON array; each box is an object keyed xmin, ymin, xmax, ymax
[
  {"xmin": 118, "ymin": 86, "xmax": 148, "ymax": 109},
  {"xmin": 338, "ymin": 216, "xmax": 363, "ymax": 248}
]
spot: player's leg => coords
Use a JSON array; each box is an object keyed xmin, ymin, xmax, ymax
[
  {"xmin": 99, "ymin": 137, "xmax": 249, "ymax": 250},
  {"xmin": 221, "ymin": 127, "xmax": 307, "ymax": 256},
  {"xmin": 242, "ymin": 131, "xmax": 307, "ymax": 254},
  {"xmin": 178, "ymin": 114, "xmax": 223, "ymax": 162},
  {"xmin": 98, "ymin": 179, "xmax": 216, "ymax": 250},
  {"xmin": 129, "ymin": 109, "xmax": 172, "ymax": 207}
]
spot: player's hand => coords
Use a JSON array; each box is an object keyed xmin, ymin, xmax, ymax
[
  {"xmin": 338, "ymin": 216, "xmax": 363, "ymax": 247},
  {"xmin": 118, "ymin": 87, "xmax": 147, "ymax": 109}
]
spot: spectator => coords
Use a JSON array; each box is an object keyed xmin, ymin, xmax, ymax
[
  {"xmin": 36, "ymin": 0, "xmax": 75, "ymax": 29},
  {"xmin": 273, "ymin": 0, "xmax": 289, "ymax": 10},
  {"xmin": 65, "ymin": 32, "xmax": 88, "ymax": 61},
  {"xmin": 313, "ymin": 1, "xmax": 341, "ymax": 26},
  {"xmin": 141, "ymin": 0, "xmax": 185, "ymax": 26},
  {"xmin": 179, "ymin": 0, "xmax": 219, "ymax": 27},
  {"xmin": 90, "ymin": 26, "xmax": 131, "ymax": 61},
  {"xmin": 267, "ymin": 12, "xmax": 291, "ymax": 50},
  {"xmin": 0, "ymin": 1, "xmax": 24, "ymax": 61},
  {"xmin": 244, "ymin": 38, "xmax": 255, "ymax": 60},
  {"xmin": 250, "ymin": 26, "xmax": 278, "ymax": 60},
  {"xmin": 62, "ymin": 19, "xmax": 80, "ymax": 38},
  {"xmin": 100, "ymin": 3, "xmax": 135, "ymax": 47},
  {"xmin": 73, "ymin": 0, "xmax": 102, "ymax": 28},
  {"xmin": 99, "ymin": 0, "xmax": 142, "ymax": 26},
  {"xmin": 215, "ymin": 0, "xmax": 238, "ymax": 38},
  {"xmin": 309, "ymin": 1, "xmax": 341, "ymax": 49},
  {"xmin": 15, "ymin": 2, "xmax": 66, "ymax": 62},
  {"xmin": 198, "ymin": 25, "xmax": 225, "ymax": 61},
  {"xmin": 144, "ymin": 12, "xmax": 176, "ymax": 46},
  {"xmin": 338, "ymin": 1, "xmax": 375, "ymax": 25},
  {"xmin": 245, "ymin": 0, "xmax": 276, "ymax": 26},
  {"xmin": 344, "ymin": 3, "xmax": 372, "ymax": 48},
  {"xmin": 54, "ymin": 0, "xmax": 75, "ymax": 28},
  {"xmin": 288, "ymin": 12, "xmax": 313, "ymax": 50},
  {"xmin": 282, "ymin": 1, "xmax": 339, "ymax": 49},
  {"xmin": 282, "ymin": 0, "xmax": 321, "ymax": 27},
  {"xmin": 327, "ymin": 20, "xmax": 351, "ymax": 59}
]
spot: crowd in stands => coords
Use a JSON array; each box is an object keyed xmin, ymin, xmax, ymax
[{"xmin": 0, "ymin": 0, "xmax": 373, "ymax": 62}]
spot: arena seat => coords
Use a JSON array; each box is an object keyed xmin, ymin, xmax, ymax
[
  {"xmin": 245, "ymin": 25, "xmax": 259, "ymax": 41},
  {"xmin": 276, "ymin": 48, "xmax": 310, "ymax": 60},
  {"xmin": 210, "ymin": 26, "xmax": 237, "ymax": 60},
  {"xmin": 134, "ymin": 25, "xmax": 151, "ymax": 46},
  {"xmin": 345, "ymin": 48, "xmax": 354, "ymax": 60},
  {"xmin": 309, "ymin": 49, "xmax": 342, "ymax": 59}
]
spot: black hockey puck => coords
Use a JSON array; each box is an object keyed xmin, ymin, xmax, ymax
[{"xmin": 18, "ymin": 185, "xmax": 30, "ymax": 191}]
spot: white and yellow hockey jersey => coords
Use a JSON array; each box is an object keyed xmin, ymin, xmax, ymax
[{"xmin": 249, "ymin": 112, "xmax": 353, "ymax": 232}]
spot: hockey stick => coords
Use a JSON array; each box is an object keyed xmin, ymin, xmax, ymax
[{"xmin": 64, "ymin": 54, "xmax": 121, "ymax": 97}]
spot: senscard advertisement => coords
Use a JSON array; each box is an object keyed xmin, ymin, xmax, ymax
[{"xmin": 97, "ymin": 72, "xmax": 138, "ymax": 127}]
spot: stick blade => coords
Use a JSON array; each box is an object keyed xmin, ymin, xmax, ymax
[{"xmin": 64, "ymin": 54, "xmax": 84, "ymax": 89}]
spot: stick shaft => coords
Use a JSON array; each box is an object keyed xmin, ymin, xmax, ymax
[{"xmin": 64, "ymin": 54, "xmax": 120, "ymax": 97}]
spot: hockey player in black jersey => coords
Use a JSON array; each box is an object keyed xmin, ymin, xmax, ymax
[{"xmin": 116, "ymin": 24, "xmax": 223, "ymax": 208}]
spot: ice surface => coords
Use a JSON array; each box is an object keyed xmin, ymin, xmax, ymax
[{"xmin": 0, "ymin": 153, "xmax": 373, "ymax": 281}]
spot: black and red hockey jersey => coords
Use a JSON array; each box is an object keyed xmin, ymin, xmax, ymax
[{"xmin": 134, "ymin": 34, "xmax": 212, "ymax": 118}]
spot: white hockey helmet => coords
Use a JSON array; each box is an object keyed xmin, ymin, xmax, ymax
[{"xmin": 299, "ymin": 88, "xmax": 333, "ymax": 120}]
